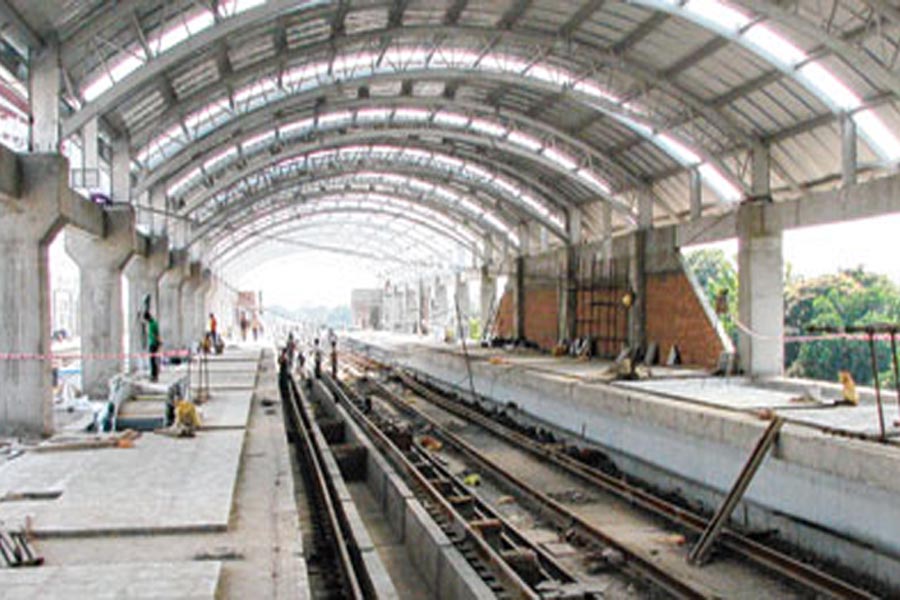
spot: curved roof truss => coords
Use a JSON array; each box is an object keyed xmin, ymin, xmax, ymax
[
  {"xmin": 134, "ymin": 96, "xmax": 640, "ymax": 200},
  {"xmin": 190, "ymin": 174, "xmax": 521, "ymax": 251},
  {"xmin": 182, "ymin": 140, "xmax": 575, "ymax": 241}
]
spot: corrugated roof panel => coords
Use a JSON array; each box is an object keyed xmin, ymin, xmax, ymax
[
  {"xmin": 171, "ymin": 57, "xmax": 220, "ymax": 99},
  {"xmin": 285, "ymin": 16, "xmax": 331, "ymax": 48},
  {"xmin": 345, "ymin": 8, "xmax": 389, "ymax": 35}
]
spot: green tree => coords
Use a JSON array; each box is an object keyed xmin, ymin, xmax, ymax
[
  {"xmin": 685, "ymin": 254, "xmax": 900, "ymax": 386},
  {"xmin": 785, "ymin": 268, "xmax": 900, "ymax": 386},
  {"xmin": 684, "ymin": 248, "xmax": 738, "ymax": 341}
]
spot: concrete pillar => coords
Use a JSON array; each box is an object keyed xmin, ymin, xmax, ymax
[
  {"xmin": 751, "ymin": 143, "xmax": 771, "ymax": 200},
  {"xmin": 179, "ymin": 262, "xmax": 202, "ymax": 346},
  {"xmin": 513, "ymin": 256, "xmax": 525, "ymax": 340},
  {"xmin": 111, "ymin": 136, "xmax": 131, "ymax": 204},
  {"xmin": 149, "ymin": 186, "xmax": 166, "ymax": 235},
  {"xmin": 638, "ymin": 188, "xmax": 654, "ymax": 230},
  {"xmin": 561, "ymin": 209, "xmax": 582, "ymax": 343},
  {"xmin": 65, "ymin": 207, "xmax": 136, "ymax": 398},
  {"xmin": 601, "ymin": 203, "xmax": 613, "ymax": 270},
  {"xmin": 82, "ymin": 118, "xmax": 99, "ymax": 189},
  {"xmin": 628, "ymin": 230, "xmax": 647, "ymax": 350},
  {"xmin": 0, "ymin": 156, "xmax": 70, "ymax": 436},
  {"xmin": 193, "ymin": 270, "xmax": 212, "ymax": 343},
  {"xmin": 123, "ymin": 235, "xmax": 168, "ymax": 372},
  {"xmin": 158, "ymin": 252, "xmax": 187, "ymax": 350},
  {"xmin": 480, "ymin": 268, "xmax": 496, "ymax": 328},
  {"xmin": 454, "ymin": 272, "xmax": 470, "ymax": 339},
  {"xmin": 841, "ymin": 114, "xmax": 857, "ymax": 187},
  {"xmin": 737, "ymin": 203, "xmax": 784, "ymax": 377},
  {"xmin": 29, "ymin": 42, "xmax": 60, "ymax": 153},
  {"xmin": 689, "ymin": 168, "xmax": 702, "ymax": 220}
]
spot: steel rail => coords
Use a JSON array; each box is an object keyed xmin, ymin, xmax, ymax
[
  {"xmin": 283, "ymin": 374, "xmax": 367, "ymax": 599},
  {"xmin": 348, "ymin": 352, "xmax": 880, "ymax": 600},
  {"xmin": 339, "ymin": 358, "xmax": 709, "ymax": 599}
]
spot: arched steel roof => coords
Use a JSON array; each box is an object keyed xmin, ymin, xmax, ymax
[{"xmin": 5, "ymin": 0, "xmax": 900, "ymax": 269}]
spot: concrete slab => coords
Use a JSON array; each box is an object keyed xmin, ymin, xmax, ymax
[
  {"xmin": 616, "ymin": 377, "xmax": 900, "ymax": 436},
  {"xmin": 0, "ymin": 430, "xmax": 244, "ymax": 535},
  {"xmin": 0, "ymin": 561, "xmax": 222, "ymax": 600},
  {"xmin": 615, "ymin": 377, "xmax": 801, "ymax": 410},
  {"xmin": 200, "ymin": 390, "xmax": 254, "ymax": 429}
]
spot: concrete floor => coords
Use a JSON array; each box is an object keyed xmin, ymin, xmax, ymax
[
  {"xmin": 0, "ymin": 346, "xmax": 308, "ymax": 599},
  {"xmin": 617, "ymin": 376, "xmax": 900, "ymax": 438},
  {"xmin": 359, "ymin": 330, "xmax": 899, "ymax": 439}
]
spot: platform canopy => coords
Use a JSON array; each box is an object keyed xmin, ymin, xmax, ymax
[{"xmin": 3, "ymin": 0, "xmax": 899, "ymax": 274}]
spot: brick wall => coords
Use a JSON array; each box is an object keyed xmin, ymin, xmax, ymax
[
  {"xmin": 646, "ymin": 270, "xmax": 724, "ymax": 368},
  {"xmin": 491, "ymin": 243, "xmax": 725, "ymax": 369},
  {"xmin": 494, "ymin": 290, "xmax": 514, "ymax": 337},
  {"xmin": 492, "ymin": 286, "xmax": 560, "ymax": 349},
  {"xmin": 523, "ymin": 287, "xmax": 559, "ymax": 349}
]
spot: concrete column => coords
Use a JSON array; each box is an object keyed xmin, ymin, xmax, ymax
[
  {"xmin": 751, "ymin": 143, "xmax": 771, "ymax": 200},
  {"xmin": 158, "ymin": 252, "xmax": 187, "ymax": 350},
  {"xmin": 841, "ymin": 114, "xmax": 857, "ymax": 187},
  {"xmin": 628, "ymin": 230, "xmax": 647, "ymax": 350},
  {"xmin": 82, "ymin": 118, "xmax": 99, "ymax": 189},
  {"xmin": 689, "ymin": 168, "xmax": 702, "ymax": 220},
  {"xmin": 0, "ymin": 155, "xmax": 92, "ymax": 435},
  {"xmin": 513, "ymin": 256, "xmax": 525, "ymax": 340},
  {"xmin": 66, "ymin": 207, "xmax": 136, "ymax": 398},
  {"xmin": 737, "ymin": 203, "xmax": 784, "ymax": 377},
  {"xmin": 111, "ymin": 136, "xmax": 131, "ymax": 204},
  {"xmin": 179, "ymin": 262, "xmax": 202, "ymax": 346},
  {"xmin": 561, "ymin": 208, "xmax": 581, "ymax": 343},
  {"xmin": 29, "ymin": 42, "xmax": 60, "ymax": 153},
  {"xmin": 149, "ymin": 186, "xmax": 166, "ymax": 235},
  {"xmin": 123, "ymin": 235, "xmax": 168, "ymax": 372},
  {"xmin": 193, "ymin": 270, "xmax": 212, "ymax": 343},
  {"xmin": 454, "ymin": 272, "xmax": 470, "ymax": 339},
  {"xmin": 601, "ymin": 203, "xmax": 613, "ymax": 270},
  {"xmin": 638, "ymin": 188, "xmax": 654, "ymax": 230}
]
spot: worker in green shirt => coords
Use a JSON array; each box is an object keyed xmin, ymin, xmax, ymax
[{"xmin": 145, "ymin": 311, "xmax": 161, "ymax": 382}]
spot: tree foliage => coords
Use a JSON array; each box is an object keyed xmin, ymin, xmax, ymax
[
  {"xmin": 684, "ymin": 249, "xmax": 738, "ymax": 341},
  {"xmin": 785, "ymin": 268, "xmax": 900, "ymax": 386},
  {"xmin": 685, "ymin": 251, "xmax": 900, "ymax": 385}
]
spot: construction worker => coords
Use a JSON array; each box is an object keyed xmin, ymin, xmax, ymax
[
  {"xmin": 330, "ymin": 337, "xmax": 338, "ymax": 378},
  {"xmin": 313, "ymin": 338, "xmax": 323, "ymax": 379},
  {"xmin": 145, "ymin": 311, "xmax": 161, "ymax": 382}
]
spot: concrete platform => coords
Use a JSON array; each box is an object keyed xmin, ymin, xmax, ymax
[
  {"xmin": 0, "ymin": 430, "xmax": 244, "ymax": 535},
  {"xmin": 0, "ymin": 346, "xmax": 308, "ymax": 598},
  {"xmin": 616, "ymin": 376, "xmax": 900, "ymax": 437},
  {"xmin": 0, "ymin": 561, "xmax": 222, "ymax": 600}
]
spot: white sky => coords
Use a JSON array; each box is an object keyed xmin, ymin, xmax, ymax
[{"xmin": 235, "ymin": 251, "xmax": 381, "ymax": 308}]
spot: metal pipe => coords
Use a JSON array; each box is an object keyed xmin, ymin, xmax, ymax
[{"xmin": 866, "ymin": 330, "xmax": 887, "ymax": 441}]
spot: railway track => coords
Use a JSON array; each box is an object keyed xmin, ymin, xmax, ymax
[
  {"xmin": 340, "ymin": 351, "xmax": 880, "ymax": 600},
  {"xmin": 280, "ymin": 369, "xmax": 370, "ymax": 599}
]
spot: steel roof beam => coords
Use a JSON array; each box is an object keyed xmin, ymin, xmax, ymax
[
  {"xmin": 191, "ymin": 180, "xmax": 517, "ymax": 250},
  {"xmin": 206, "ymin": 205, "xmax": 479, "ymax": 262},
  {"xmin": 62, "ymin": 23, "xmax": 750, "ymax": 155},
  {"xmin": 178, "ymin": 139, "xmax": 568, "ymax": 240}
]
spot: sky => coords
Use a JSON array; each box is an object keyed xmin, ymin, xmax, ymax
[{"xmin": 235, "ymin": 251, "xmax": 381, "ymax": 308}]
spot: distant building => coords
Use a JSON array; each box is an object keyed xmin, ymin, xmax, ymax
[{"xmin": 350, "ymin": 289, "xmax": 383, "ymax": 330}]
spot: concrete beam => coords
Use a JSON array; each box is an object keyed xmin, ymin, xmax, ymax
[{"xmin": 674, "ymin": 171, "xmax": 900, "ymax": 247}]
